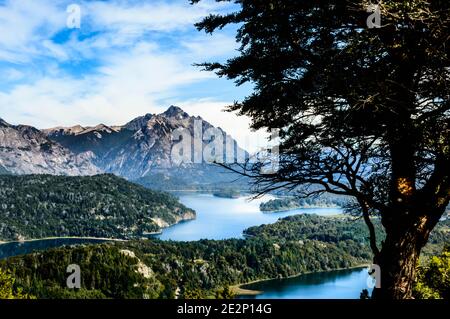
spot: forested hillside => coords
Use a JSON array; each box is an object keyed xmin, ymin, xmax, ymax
[
  {"xmin": 1, "ymin": 214, "xmax": 447, "ymax": 299},
  {"xmin": 0, "ymin": 174, "xmax": 195, "ymax": 241},
  {"xmin": 0, "ymin": 214, "xmax": 384, "ymax": 299},
  {"xmin": 260, "ymin": 196, "xmax": 346, "ymax": 212},
  {"xmin": 245, "ymin": 215, "xmax": 450, "ymax": 257},
  {"xmin": 0, "ymin": 237, "xmax": 369, "ymax": 299}
]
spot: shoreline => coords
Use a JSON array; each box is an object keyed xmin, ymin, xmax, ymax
[
  {"xmin": 231, "ymin": 264, "xmax": 369, "ymax": 296},
  {"xmin": 0, "ymin": 236, "xmax": 128, "ymax": 246},
  {"xmin": 0, "ymin": 212, "xmax": 196, "ymax": 245}
]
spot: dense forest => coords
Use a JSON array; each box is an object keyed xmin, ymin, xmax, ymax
[
  {"xmin": 260, "ymin": 196, "xmax": 346, "ymax": 212},
  {"xmin": 245, "ymin": 215, "xmax": 383, "ymax": 246},
  {"xmin": 413, "ymin": 247, "xmax": 450, "ymax": 299},
  {"xmin": 1, "ymin": 214, "xmax": 448, "ymax": 299},
  {"xmin": 245, "ymin": 215, "xmax": 449, "ymax": 257},
  {"xmin": 0, "ymin": 237, "xmax": 368, "ymax": 299},
  {"xmin": 0, "ymin": 174, "xmax": 195, "ymax": 241},
  {"xmin": 212, "ymin": 188, "xmax": 241, "ymax": 199}
]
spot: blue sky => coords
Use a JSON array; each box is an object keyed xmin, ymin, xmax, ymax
[{"xmin": 0, "ymin": 0, "xmax": 266, "ymax": 150}]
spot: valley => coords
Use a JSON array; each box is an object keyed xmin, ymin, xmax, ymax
[
  {"xmin": 0, "ymin": 190, "xmax": 448, "ymax": 299},
  {"xmin": 0, "ymin": 106, "xmax": 448, "ymax": 300}
]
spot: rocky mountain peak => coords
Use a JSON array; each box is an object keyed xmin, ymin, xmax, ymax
[
  {"xmin": 43, "ymin": 125, "xmax": 86, "ymax": 136},
  {"xmin": 161, "ymin": 105, "xmax": 189, "ymax": 119},
  {"xmin": 0, "ymin": 119, "xmax": 100, "ymax": 176},
  {"xmin": 83, "ymin": 124, "xmax": 116, "ymax": 134},
  {"xmin": 0, "ymin": 118, "xmax": 11, "ymax": 127},
  {"xmin": 2, "ymin": 106, "xmax": 247, "ymax": 181},
  {"xmin": 124, "ymin": 113, "xmax": 153, "ymax": 131}
]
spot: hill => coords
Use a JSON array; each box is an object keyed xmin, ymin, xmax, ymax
[
  {"xmin": 1, "ymin": 214, "xmax": 448, "ymax": 299},
  {"xmin": 0, "ymin": 174, "xmax": 195, "ymax": 241}
]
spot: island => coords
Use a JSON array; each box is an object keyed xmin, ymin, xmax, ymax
[
  {"xmin": 259, "ymin": 196, "xmax": 344, "ymax": 212},
  {"xmin": 212, "ymin": 188, "xmax": 241, "ymax": 199},
  {"xmin": 1, "ymin": 214, "xmax": 448, "ymax": 299}
]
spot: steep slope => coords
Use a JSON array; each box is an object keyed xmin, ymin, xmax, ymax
[
  {"xmin": 0, "ymin": 174, "xmax": 195, "ymax": 241},
  {"xmin": 42, "ymin": 124, "xmax": 133, "ymax": 157},
  {"xmin": 45, "ymin": 106, "xmax": 248, "ymax": 183},
  {"xmin": 0, "ymin": 119, "xmax": 100, "ymax": 176}
]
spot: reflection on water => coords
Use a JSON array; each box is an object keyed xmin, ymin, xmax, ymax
[
  {"xmin": 239, "ymin": 268, "xmax": 372, "ymax": 299},
  {"xmin": 158, "ymin": 194, "xmax": 342, "ymax": 241}
]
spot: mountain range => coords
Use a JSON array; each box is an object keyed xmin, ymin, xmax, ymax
[
  {"xmin": 0, "ymin": 106, "xmax": 247, "ymax": 188},
  {"xmin": 0, "ymin": 118, "xmax": 99, "ymax": 176}
]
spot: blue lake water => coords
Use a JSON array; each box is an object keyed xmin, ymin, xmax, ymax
[
  {"xmin": 158, "ymin": 193, "xmax": 342, "ymax": 241},
  {"xmin": 0, "ymin": 194, "xmax": 371, "ymax": 299},
  {"xmin": 238, "ymin": 268, "xmax": 372, "ymax": 299}
]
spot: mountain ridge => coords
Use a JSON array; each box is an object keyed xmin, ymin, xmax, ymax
[
  {"xmin": 1, "ymin": 106, "xmax": 248, "ymax": 187},
  {"xmin": 0, "ymin": 118, "xmax": 100, "ymax": 176}
]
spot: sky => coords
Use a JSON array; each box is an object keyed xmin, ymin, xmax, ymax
[{"xmin": 0, "ymin": 0, "xmax": 267, "ymax": 151}]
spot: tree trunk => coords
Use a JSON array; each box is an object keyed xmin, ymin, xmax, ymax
[
  {"xmin": 372, "ymin": 212, "xmax": 440, "ymax": 299},
  {"xmin": 372, "ymin": 232, "xmax": 421, "ymax": 299}
]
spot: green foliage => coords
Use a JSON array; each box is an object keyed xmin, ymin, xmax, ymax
[
  {"xmin": 0, "ymin": 245, "xmax": 163, "ymax": 299},
  {"xmin": 212, "ymin": 188, "xmax": 241, "ymax": 199},
  {"xmin": 421, "ymin": 219, "xmax": 450, "ymax": 256},
  {"xmin": 260, "ymin": 196, "xmax": 346, "ymax": 212},
  {"xmin": 181, "ymin": 287, "xmax": 207, "ymax": 299},
  {"xmin": 0, "ymin": 214, "xmax": 376, "ymax": 299},
  {"xmin": 245, "ymin": 214, "xmax": 384, "ymax": 250},
  {"xmin": 215, "ymin": 286, "xmax": 235, "ymax": 299},
  {"xmin": 1, "ymin": 214, "xmax": 447, "ymax": 299},
  {"xmin": 0, "ymin": 268, "xmax": 32, "ymax": 299},
  {"xmin": 413, "ymin": 247, "xmax": 450, "ymax": 299},
  {"xmin": 0, "ymin": 174, "xmax": 194, "ymax": 241}
]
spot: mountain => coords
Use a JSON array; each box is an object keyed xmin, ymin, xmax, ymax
[
  {"xmin": 0, "ymin": 119, "xmax": 100, "ymax": 176},
  {"xmin": 0, "ymin": 106, "xmax": 248, "ymax": 187},
  {"xmin": 45, "ymin": 106, "xmax": 248, "ymax": 185},
  {"xmin": 0, "ymin": 174, "xmax": 195, "ymax": 241},
  {"xmin": 42, "ymin": 123, "xmax": 132, "ymax": 158}
]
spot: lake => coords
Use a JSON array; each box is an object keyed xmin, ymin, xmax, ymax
[
  {"xmin": 238, "ymin": 267, "xmax": 372, "ymax": 299},
  {"xmin": 158, "ymin": 193, "xmax": 342, "ymax": 241},
  {"xmin": 0, "ymin": 194, "xmax": 340, "ymax": 257},
  {"xmin": 0, "ymin": 193, "xmax": 370, "ymax": 299}
]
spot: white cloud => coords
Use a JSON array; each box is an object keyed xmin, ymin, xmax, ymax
[
  {"xmin": 180, "ymin": 33, "xmax": 238, "ymax": 59},
  {"xmin": 4, "ymin": 68, "xmax": 25, "ymax": 81},
  {"xmin": 0, "ymin": 0, "xmax": 66, "ymax": 63},
  {"xmin": 0, "ymin": 42, "xmax": 210, "ymax": 125},
  {"xmin": 84, "ymin": 0, "xmax": 231, "ymax": 33},
  {"xmin": 0, "ymin": 0, "xmax": 259, "ymax": 151}
]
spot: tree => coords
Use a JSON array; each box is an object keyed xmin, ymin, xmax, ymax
[
  {"xmin": 0, "ymin": 268, "xmax": 29, "ymax": 299},
  {"xmin": 192, "ymin": 0, "xmax": 450, "ymax": 299},
  {"xmin": 413, "ymin": 247, "xmax": 450, "ymax": 299},
  {"xmin": 215, "ymin": 286, "xmax": 236, "ymax": 299}
]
